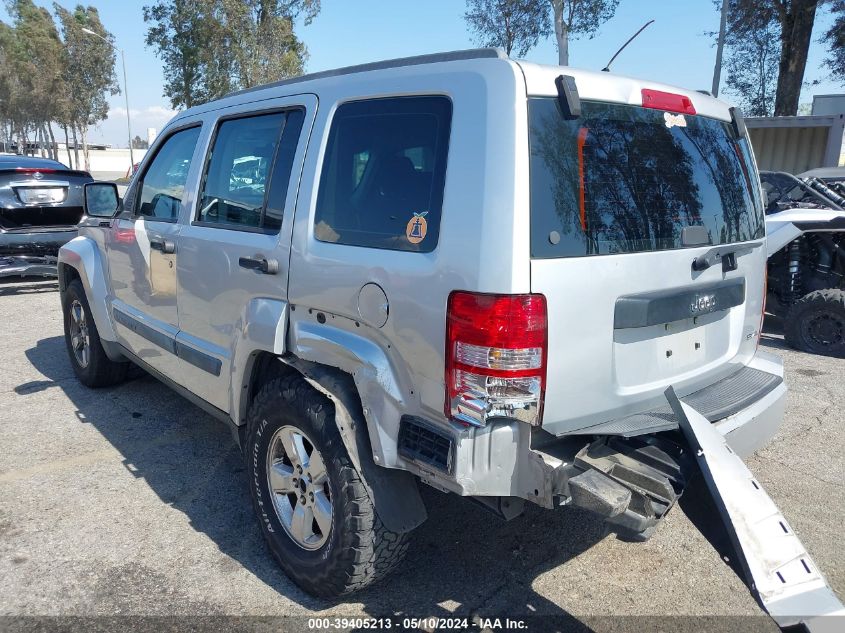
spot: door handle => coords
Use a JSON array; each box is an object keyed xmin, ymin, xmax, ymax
[
  {"xmin": 98, "ymin": 220, "xmax": 111, "ymax": 228},
  {"xmin": 149, "ymin": 238, "xmax": 176, "ymax": 254},
  {"xmin": 239, "ymin": 255, "xmax": 279, "ymax": 275}
]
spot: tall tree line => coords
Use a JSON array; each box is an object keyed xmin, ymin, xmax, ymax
[
  {"xmin": 143, "ymin": 0, "xmax": 319, "ymax": 110},
  {"xmin": 0, "ymin": 1, "xmax": 119, "ymax": 170},
  {"xmin": 465, "ymin": 0, "xmax": 845, "ymax": 117}
]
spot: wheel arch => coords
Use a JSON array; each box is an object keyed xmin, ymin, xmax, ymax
[
  {"xmin": 58, "ymin": 237, "xmax": 118, "ymax": 345},
  {"xmin": 243, "ymin": 351, "xmax": 427, "ymax": 534},
  {"xmin": 57, "ymin": 260, "xmax": 80, "ymax": 291},
  {"xmin": 231, "ymin": 302, "xmax": 427, "ymax": 533},
  {"xmin": 234, "ymin": 307, "xmax": 411, "ymax": 468}
]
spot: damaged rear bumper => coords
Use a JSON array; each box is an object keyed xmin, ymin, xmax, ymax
[
  {"xmin": 712, "ymin": 351, "xmax": 787, "ymax": 458},
  {"xmin": 401, "ymin": 352, "xmax": 787, "ymax": 523},
  {"xmin": 671, "ymin": 388, "xmax": 844, "ymax": 629},
  {"xmin": 0, "ymin": 227, "xmax": 77, "ymax": 277},
  {"xmin": 0, "ymin": 254, "xmax": 60, "ymax": 278}
]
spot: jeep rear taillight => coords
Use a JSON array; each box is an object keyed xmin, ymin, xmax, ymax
[{"xmin": 446, "ymin": 292, "xmax": 547, "ymax": 427}]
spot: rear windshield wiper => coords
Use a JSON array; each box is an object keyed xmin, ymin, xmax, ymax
[{"xmin": 692, "ymin": 243, "xmax": 758, "ymax": 273}]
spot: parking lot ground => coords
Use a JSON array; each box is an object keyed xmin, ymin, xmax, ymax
[{"xmin": 0, "ymin": 278, "xmax": 843, "ymax": 631}]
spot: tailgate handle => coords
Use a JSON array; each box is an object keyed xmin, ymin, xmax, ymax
[{"xmin": 692, "ymin": 244, "xmax": 753, "ymax": 272}]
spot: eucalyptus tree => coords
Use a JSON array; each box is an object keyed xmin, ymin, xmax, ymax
[
  {"xmin": 463, "ymin": 0, "xmax": 619, "ymax": 65},
  {"xmin": 1, "ymin": 0, "xmax": 66, "ymax": 158},
  {"xmin": 144, "ymin": 0, "xmax": 320, "ymax": 108},
  {"xmin": 464, "ymin": 0, "xmax": 551, "ymax": 57},
  {"xmin": 53, "ymin": 4, "xmax": 120, "ymax": 170}
]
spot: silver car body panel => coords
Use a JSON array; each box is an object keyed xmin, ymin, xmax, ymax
[
  {"xmin": 287, "ymin": 315, "xmax": 412, "ymax": 467},
  {"xmin": 60, "ymin": 49, "xmax": 786, "ymax": 487},
  {"xmin": 283, "ymin": 58, "xmax": 531, "ymax": 467},
  {"xmin": 173, "ymin": 94, "xmax": 317, "ymax": 413}
]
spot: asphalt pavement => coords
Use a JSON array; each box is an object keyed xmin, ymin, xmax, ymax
[{"xmin": 0, "ymin": 278, "xmax": 842, "ymax": 632}]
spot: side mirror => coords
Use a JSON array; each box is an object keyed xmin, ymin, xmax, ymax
[{"xmin": 84, "ymin": 181, "xmax": 120, "ymax": 218}]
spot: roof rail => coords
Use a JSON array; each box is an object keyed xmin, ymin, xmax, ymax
[{"xmin": 225, "ymin": 48, "xmax": 508, "ymax": 99}]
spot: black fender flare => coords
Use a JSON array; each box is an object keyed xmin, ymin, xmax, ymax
[{"xmin": 278, "ymin": 356, "xmax": 427, "ymax": 534}]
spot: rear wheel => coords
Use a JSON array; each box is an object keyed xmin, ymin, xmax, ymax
[
  {"xmin": 246, "ymin": 375, "xmax": 409, "ymax": 597},
  {"xmin": 62, "ymin": 279, "xmax": 128, "ymax": 387},
  {"xmin": 784, "ymin": 289, "xmax": 845, "ymax": 357}
]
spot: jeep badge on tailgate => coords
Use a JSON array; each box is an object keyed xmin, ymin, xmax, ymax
[{"xmin": 691, "ymin": 293, "xmax": 718, "ymax": 315}]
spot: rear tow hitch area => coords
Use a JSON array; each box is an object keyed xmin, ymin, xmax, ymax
[
  {"xmin": 567, "ymin": 434, "xmax": 694, "ymax": 541},
  {"xmin": 666, "ymin": 386, "xmax": 844, "ymax": 632}
]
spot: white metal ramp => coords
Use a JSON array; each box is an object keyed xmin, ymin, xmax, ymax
[{"xmin": 665, "ymin": 387, "xmax": 844, "ymax": 633}]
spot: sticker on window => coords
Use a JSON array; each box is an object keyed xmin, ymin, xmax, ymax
[
  {"xmin": 406, "ymin": 211, "xmax": 428, "ymax": 244},
  {"xmin": 664, "ymin": 112, "xmax": 687, "ymax": 129}
]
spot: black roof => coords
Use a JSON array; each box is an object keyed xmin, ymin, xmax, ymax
[{"xmin": 0, "ymin": 155, "xmax": 69, "ymax": 170}]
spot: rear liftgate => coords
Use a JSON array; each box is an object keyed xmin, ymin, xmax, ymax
[{"xmin": 665, "ymin": 386, "xmax": 844, "ymax": 632}]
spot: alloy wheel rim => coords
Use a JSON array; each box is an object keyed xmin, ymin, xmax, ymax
[
  {"xmin": 266, "ymin": 425, "xmax": 332, "ymax": 550},
  {"xmin": 68, "ymin": 299, "xmax": 91, "ymax": 368}
]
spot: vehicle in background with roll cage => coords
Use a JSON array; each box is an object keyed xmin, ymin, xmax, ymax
[{"xmin": 761, "ymin": 170, "xmax": 845, "ymax": 357}]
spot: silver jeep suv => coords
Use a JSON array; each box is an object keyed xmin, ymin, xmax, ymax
[{"xmin": 58, "ymin": 49, "xmax": 786, "ymax": 597}]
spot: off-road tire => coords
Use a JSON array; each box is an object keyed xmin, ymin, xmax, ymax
[
  {"xmin": 245, "ymin": 374, "xmax": 409, "ymax": 597},
  {"xmin": 784, "ymin": 289, "xmax": 845, "ymax": 358},
  {"xmin": 62, "ymin": 279, "xmax": 128, "ymax": 387}
]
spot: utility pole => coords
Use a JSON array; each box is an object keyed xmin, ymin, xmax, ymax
[
  {"xmin": 712, "ymin": 0, "xmax": 729, "ymax": 97},
  {"xmin": 81, "ymin": 28, "xmax": 135, "ymax": 171}
]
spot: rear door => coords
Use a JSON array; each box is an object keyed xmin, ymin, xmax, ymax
[
  {"xmin": 174, "ymin": 96, "xmax": 313, "ymax": 411},
  {"xmin": 105, "ymin": 123, "xmax": 203, "ymax": 378},
  {"xmin": 527, "ymin": 97, "xmax": 768, "ymax": 434}
]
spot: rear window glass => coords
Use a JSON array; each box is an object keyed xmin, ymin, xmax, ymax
[
  {"xmin": 529, "ymin": 98, "xmax": 765, "ymax": 258},
  {"xmin": 314, "ymin": 96, "xmax": 452, "ymax": 252}
]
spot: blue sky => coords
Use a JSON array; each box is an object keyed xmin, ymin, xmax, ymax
[{"xmin": 2, "ymin": 0, "xmax": 841, "ymax": 147}]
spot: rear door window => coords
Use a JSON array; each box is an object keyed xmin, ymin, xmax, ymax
[
  {"xmin": 314, "ymin": 96, "xmax": 452, "ymax": 252},
  {"xmin": 528, "ymin": 99, "xmax": 765, "ymax": 258},
  {"xmin": 196, "ymin": 110, "xmax": 304, "ymax": 232}
]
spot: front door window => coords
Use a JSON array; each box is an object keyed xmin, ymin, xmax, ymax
[{"xmin": 136, "ymin": 126, "xmax": 202, "ymax": 221}]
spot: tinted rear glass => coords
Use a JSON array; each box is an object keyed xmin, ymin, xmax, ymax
[
  {"xmin": 314, "ymin": 96, "xmax": 451, "ymax": 252},
  {"xmin": 529, "ymin": 98, "xmax": 765, "ymax": 258}
]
